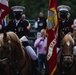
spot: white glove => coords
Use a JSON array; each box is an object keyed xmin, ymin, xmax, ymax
[{"xmin": 20, "ymin": 36, "xmax": 28, "ymax": 42}]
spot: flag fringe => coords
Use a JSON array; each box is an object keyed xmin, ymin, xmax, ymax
[{"xmin": 50, "ymin": 65, "xmax": 57, "ymax": 75}]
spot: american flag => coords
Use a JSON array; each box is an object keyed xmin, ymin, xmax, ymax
[{"xmin": 0, "ymin": 0, "xmax": 9, "ymax": 28}]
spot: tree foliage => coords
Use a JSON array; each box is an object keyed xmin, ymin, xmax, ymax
[
  {"xmin": 9, "ymin": 0, "xmax": 76, "ymax": 19},
  {"xmin": 9, "ymin": 0, "xmax": 49, "ymax": 19}
]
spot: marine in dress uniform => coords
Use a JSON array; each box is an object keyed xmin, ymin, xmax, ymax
[
  {"xmin": 6, "ymin": 17, "xmax": 30, "ymax": 38},
  {"xmin": 5, "ymin": 6, "xmax": 38, "ymax": 61},
  {"xmin": 6, "ymin": 6, "xmax": 29, "ymax": 38},
  {"xmin": 3, "ymin": 6, "xmax": 41, "ymax": 75},
  {"xmin": 57, "ymin": 5, "xmax": 73, "ymax": 52}
]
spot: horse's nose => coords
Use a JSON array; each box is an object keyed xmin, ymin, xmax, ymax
[
  {"xmin": 63, "ymin": 57, "xmax": 73, "ymax": 68},
  {"xmin": 64, "ymin": 60, "xmax": 72, "ymax": 68},
  {"xmin": 65, "ymin": 60, "xmax": 72, "ymax": 65}
]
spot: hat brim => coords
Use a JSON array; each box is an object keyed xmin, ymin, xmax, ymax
[
  {"xmin": 11, "ymin": 6, "xmax": 25, "ymax": 12},
  {"xmin": 59, "ymin": 8, "xmax": 68, "ymax": 11}
]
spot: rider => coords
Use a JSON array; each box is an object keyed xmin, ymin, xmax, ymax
[
  {"xmin": 57, "ymin": 5, "xmax": 73, "ymax": 53},
  {"xmin": 4, "ymin": 6, "xmax": 38, "ymax": 62}
]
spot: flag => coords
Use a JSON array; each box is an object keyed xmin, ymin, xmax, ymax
[
  {"xmin": 47, "ymin": 0, "xmax": 58, "ymax": 75},
  {"xmin": 0, "ymin": 0, "xmax": 9, "ymax": 26}
]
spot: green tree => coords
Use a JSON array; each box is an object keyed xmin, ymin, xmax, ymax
[
  {"xmin": 9, "ymin": 0, "xmax": 76, "ymax": 19},
  {"xmin": 9, "ymin": 0, "xmax": 49, "ymax": 19}
]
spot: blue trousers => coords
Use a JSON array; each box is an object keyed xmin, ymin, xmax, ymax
[{"xmin": 38, "ymin": 54, "xmax": 48, "ymax": 74}]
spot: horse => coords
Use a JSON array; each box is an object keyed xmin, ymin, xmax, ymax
[
  {"xmin": 53, "ymin": 33, "xmax": 76, "ymax": 75},
  {"xmin": 0, "ymin": 31, "xmax": 40, "ymax": 75},
  {"xmin": 72, "ymin": 30, "xmax": 76, "ymax": 70}
]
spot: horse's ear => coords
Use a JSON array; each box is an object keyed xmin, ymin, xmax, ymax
[
  {"xmin": 69, "ymin": 32, "xmax": 74, "ymax": 38},
  {"xmin": 3, "ymin": 31, "xmax": 7, "ymax": 42}
]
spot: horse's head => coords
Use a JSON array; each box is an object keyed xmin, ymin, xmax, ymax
[
  {"xmin": 0, "ymin": 32, "xmax": 12, "ymax": 65},
  {"xmin": 60, "ymin": 33, "xmax": 74, "ymax": 68},
  {"xmin": 0, "ymin": 32, "xmax": 23, "ymax": 71},
  {"xmin": 0, "ymin": 32, "xmax": 34, "ymax": 75},
  {"xmin": 0, "ymin": 32, "xmax": 13, "ymax": 74}
]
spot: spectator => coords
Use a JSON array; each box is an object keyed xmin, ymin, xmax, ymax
[
  {"xmin": 34, "ymin": 29, "xmax": 48, "ymax": 75},
  {"xmin": 21, "ymin": 14, "xmax": 31, "ymax": 28},
  {"xmin": 34, "ymin": 11, "xmax": 47, "ymax": 32},
  {"xmin": 21, "ymin": 14, "xmax": 26, "ymax": 21},
  {"xmin": 57, "ymin": 5, "xmax": 73, "ymax": 52}
]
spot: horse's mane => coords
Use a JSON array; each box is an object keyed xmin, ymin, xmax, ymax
[
  {"xmin": 0, "ymin": 32, "xmax": 35, "ymax": 75},
  {"xmin": 0, "ymin": 32, "xmax": 24, "ymax": 60},
  {"xmin": 61, "ymin": 33, "xmax": 74, "ymax": 45},
  {"xmin": 7, "ymin": 32, "xmax": 23, "ymax": 46}
]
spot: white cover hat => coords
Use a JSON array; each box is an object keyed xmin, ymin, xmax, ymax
[
  {"xmin": 11, "ymin": 6, "xmax": 25, "ymax": 12},
  {"xmin": 20, "ymin": 36, "xmax": 28, "ymax": 42},
  {"xmin": 57, "ymin": 5, "xmax": 71, "ymax": 12}
]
